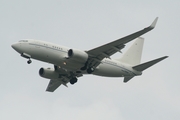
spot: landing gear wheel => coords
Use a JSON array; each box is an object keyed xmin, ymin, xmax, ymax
[
  {"xmin": 27, "ymin": 59, "xmax": 32, "ymax": 64},
  {"xmin": 70, "ymin": 77, "xmax": 78, "ymax": 85},
  {"xmin": 87, "ymin": 67, "xmax": 94, "ymax": 74}
]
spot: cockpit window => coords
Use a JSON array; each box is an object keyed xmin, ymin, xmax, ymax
[{"xmin": 19, "ymin": 40, "xmax": 28, "ymax": 42}]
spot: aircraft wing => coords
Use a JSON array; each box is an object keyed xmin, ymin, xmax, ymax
[
  {"xmin": 45, "ymin": 66, "xmax": 83, "ymax": 92},
  {"xmin": 87, "ymin": 17, "xmax": 158, "ymax": 68},
  {"xmin": 45, "ymin": 66, "xmax": 69, "ymax": 92},
  {"xmin": 46, "ymin": 79, "xmax": 62, "ymax": 92},
  {"xmin": 46, "ymin": 77, "xmax": 69, "ymax": 92}
]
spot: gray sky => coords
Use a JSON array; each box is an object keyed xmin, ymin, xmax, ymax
[{"xmin": 1, "ymin": 0, "xmax": 180, "ymax": 120}]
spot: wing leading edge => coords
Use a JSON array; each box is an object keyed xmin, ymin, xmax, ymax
[{"xmin": 87, "ymin": 17, "xmax": 158, "ymax": 68}]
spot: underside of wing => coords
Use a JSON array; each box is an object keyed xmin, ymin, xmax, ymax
[
  {"xmin": 86, "ymin": 18, "xmax": 158, "ymax": 68},
  {"xmin": 46, "ymin": 79, "xmax": 62, "ymax": 92},
  {"xmin": 45, "ymin": 66, "xmax": 72, "ymax": 92},
  {"xmin": 44, "ymin": 65, "xmax": 83, "ymax": 92},
  {"xmin": 54, "ymin": 65, "xmax": 83, "ymax": 78}
]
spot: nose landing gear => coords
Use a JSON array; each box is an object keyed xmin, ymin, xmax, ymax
[
  {"xmin": 27, "ymin": 59, "xmax": 32, "ymax": 64},
  {"xmin": 21, "ymin": 53, "xmax": 32, "ymax": 64}
]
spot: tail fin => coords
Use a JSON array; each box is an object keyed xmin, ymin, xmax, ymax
[
  {"xmin": 133, "ymin": 56, "xmax": 168, "ymax": 71},
  {"xmin": 118, "ymin": 37, "xmax": 144, "ymax": 66}
]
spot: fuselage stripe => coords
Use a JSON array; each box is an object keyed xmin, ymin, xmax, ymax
[{"xmin": 29, "ymin": 43, "xmax": 68, "ymax": 53}]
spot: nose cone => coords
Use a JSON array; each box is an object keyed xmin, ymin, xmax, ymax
[
  {"xmin": 11, "ymin": 43, "xmax": 20, "ymax": 53},
  {"xmin": 11, "ymin": 43, "xmax": 18, "ymax": 50}
]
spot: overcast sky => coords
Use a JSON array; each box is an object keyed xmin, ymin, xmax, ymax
[{"xmin": 1, "ymin": 0, "xmax": 180, "ymax": 120}]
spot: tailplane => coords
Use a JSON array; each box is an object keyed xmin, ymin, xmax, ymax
[
  {"xmin": 123, "ymin": 56, "xmax": 168, "ymax": 83},
  {"xmin": 118, "ymin": 37, "xmax": 144, "ymax": 66},
  {"xmin": 124, "ymin": 76, "xmax": 134, "ymax": 83},
  {"xmin": 133, "ymin": 56, "xmax": 168, "ymax": 71}
]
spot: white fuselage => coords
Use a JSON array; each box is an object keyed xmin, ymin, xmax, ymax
[{"xmin": 12, "ymin": 40, "xmax": 141, "ymax": 77}]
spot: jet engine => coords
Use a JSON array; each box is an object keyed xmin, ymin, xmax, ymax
[
  {"xmin": 39, "ymin": 67, "xmax": 59, "ymax": 79},
  {"xmin": 68, "ymin": 49, "xmax": 88, "ymax": 63}
]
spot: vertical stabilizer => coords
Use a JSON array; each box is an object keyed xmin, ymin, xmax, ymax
[{"xmin": 118, "ymin": 37, "xmax": 144, "ymax": 66}]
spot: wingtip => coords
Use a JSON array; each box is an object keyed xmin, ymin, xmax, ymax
[
  {"xmin": 164, "ymin": 56, "xmax": 169, "ymax": 59},
  {"xmin": 159, "ymin": 56, "xmax": 169, "ymax": 61},
  {"xmin": 150, "ymin": 17, "xmax": 158, "ymax": 28}
]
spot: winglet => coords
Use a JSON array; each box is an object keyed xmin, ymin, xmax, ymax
[{"xmin": 150, "ymin": 17, "xmax": 158, "ymax": 29}]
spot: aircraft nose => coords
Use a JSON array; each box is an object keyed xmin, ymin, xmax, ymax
[
  {"xmin": 11, "ymin": 43, "xmax": 18, "ymax": 50},
  {"xmin": 11, "ymin": 43, "xmax": 21, "ymax": 53}
]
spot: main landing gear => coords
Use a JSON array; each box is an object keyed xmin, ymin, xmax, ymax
[
  {"xmin": 70, "ymin": 77, "xmax": 78, "ymax": 85},
  {"xmin": 87, "ymin": 67, "xmax": 94, "ymax": 74},
  {"xmin": 81, "ymin": 61, "xmax": 95, "ymax": 74}
]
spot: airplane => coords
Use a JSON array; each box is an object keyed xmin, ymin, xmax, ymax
[{"xmin": 11, "ymin": 17, "xmax": 168, "ymax": 92}]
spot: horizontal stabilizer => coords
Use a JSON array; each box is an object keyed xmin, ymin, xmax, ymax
[
  {"xmin": 133, "ymin": 56, "xmax": 168, "ymax": 71},
  {"xmin": 124, "ymin": 76, "xmax": 134, "ymax": 83}
]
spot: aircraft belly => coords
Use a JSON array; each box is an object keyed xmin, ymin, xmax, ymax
[
  {"xmin": 93, "ymin": 63, "xmax": 129, "ymax": 77},
  {"xmin": 65, "ymin": 61, "xmax": 84, "ymax": 69}
]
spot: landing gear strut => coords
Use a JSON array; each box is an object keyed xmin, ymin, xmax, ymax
[
  {"xmin": 81, "ymin": 61, "xmax": 88, "ymax": 70},
  {"xmin": 70, "ymin": 77, "xmax": 78, "ymax": 85},
  {"xmin": 21, "ymin": 53, "xmax": 32, "ymax": 64},
  {"xmin": 87, "ymin": 67, "xmax": 94, "ymax": 74}
]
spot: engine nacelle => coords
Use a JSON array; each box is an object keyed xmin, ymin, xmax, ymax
[
  {"xmin": 39, "ymin": 67, "xmax": 59, "ymax": 79},
  {"xmin": 68, "ymin": 49, "xmax": 88, "ymax": 63}
]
